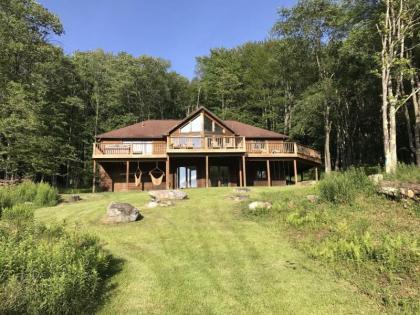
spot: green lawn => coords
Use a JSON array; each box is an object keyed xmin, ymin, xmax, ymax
[{"xmin": 36, "ymin": 187, "xmax": 380, "ymax": 314}]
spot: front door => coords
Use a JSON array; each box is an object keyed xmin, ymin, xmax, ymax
[
  {"xmin": 177, "ymin": 166, "xmax": 197, "ymax": 188},
  {"xmin": 209, "ymin": 166, "xmax": 230, "ymax": 187}
]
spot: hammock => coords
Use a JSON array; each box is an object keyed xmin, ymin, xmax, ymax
[
  {"xmin": 134, "ymin": 162, "xmax": 142, "ymax": 187},
  {"xmin": 149, "ymin": 162, "xmax": 165, "ymax": 186}
]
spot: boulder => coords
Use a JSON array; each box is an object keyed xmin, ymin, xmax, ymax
[
  {"xmin": 104, "ymin": 202, "xmax": 142, "ymax": 224},
  {"xmin": 306, "ymin": 195, "xmax": 320, "ymax": 203},
  {"xmin": 248, "ymin": 201, "xmax": 272, "ymax": 211},
  {"xmin": 234, "ymin": 187, "xmax": 251, "ymax": 193},
  {"xmin": 149, "ymin": 190, "xmax": 188, "ymax": 201}
]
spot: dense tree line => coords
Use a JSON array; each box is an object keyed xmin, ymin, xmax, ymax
[
  {"xmin": 196, "ymin": 0, "xmax": 420, "ymax": 172},
  {"xmin": 0, "ymin": 0, "xmax": 419, "ymax": 187},
  {"xmin": 0, "ymin": 0, "xmax": 192, "ymax": 187}
]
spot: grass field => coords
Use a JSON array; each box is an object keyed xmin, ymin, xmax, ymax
[{"xmin": 36, "ymin": 187, "xmax": 381, "ymax": 315}]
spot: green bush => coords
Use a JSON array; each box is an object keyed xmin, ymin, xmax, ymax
[
  {"xmin": 0, "ymin": 204, "xmax": 112, "ymax": 314},
  {"xmin": 13, "ymin": 181, "xmax": 38, "ymax": 204},
  {"xmin": 319, "ymin": 168, "xmax": 374, "ymax": 204},
  {"xmin": 313, "ymin": 231, "xmax": 419, "ymax": 273},
  {"xmin": 34, "ymin": 182, "xmax": 58, "ymax": 207},
  {"xmin": 0, "ymin": 181, "xmax": 59, "ymax": 218},
  {"xmin": 384, "ymin": 163, "xmax": 420, "ymax": 183},
  {"xmin": 0, "ymin": 188, "xmax": 13, "ymax": 217},
  {"xmin": 2, "ymin": 204, "xmax": 34, "ymax": 228}
]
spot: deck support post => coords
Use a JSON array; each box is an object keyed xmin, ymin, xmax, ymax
[
  {"xmin": 92, "ymin": 160, "xmax": 96, "ymax": 193},
  {"xmin": 266, "ymin": 159, "xmax": 271, "ymax": 187},
  {"xmin": 293, "ymin": 159, "xmax": 298, "ymax": 185},
  {"xmin": 315, "ymin": 166, "xmax": 319, "ymax": 181},
  {"xmin": 166, "ymin": 157, "xmax": 170, "ymax": 189},
  {"xmin": 126, "ymin": 160, "xmax": 129, "ymax": 190},
  {"xmin": 239, "ymin": 158, "xmax": 243, "ymax": 187},
  {"xmin": 205, "ymin": 155, "xmax": 209, "ymax": 188},
  {"xmin": 242, "ymin": 155, "xmax": 247, "ymax": 187}
]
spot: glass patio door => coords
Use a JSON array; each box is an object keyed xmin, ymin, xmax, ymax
[
  {"xmin": 177, "ymin": 166, "xmax": 197, "ymax": 188},
  {"xmin": 209, "ymin": 166, "xmax": 229, "ymax": 187}
]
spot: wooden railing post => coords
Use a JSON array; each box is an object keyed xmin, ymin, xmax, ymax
[
  {"xmin": 239, "ymin": 158, "xmax": 243, "ymax": 187},
  {"xmin": 242, "ymin": 156, "xmax": 247, "ymax": 187},
  {"xmin": 92, "ymin": 159, "xmax": 96, "ymax": 193},
  {"xmin": 126, "ymin": 161, "xmax": 130, "ymax": 190},
  {"xmin": 266, "ymin": 159, "xmax": 271, "ymax": 187},
  {"xmin": 166, "ymin": 157, "xmax": 170, "ymax": 189},
  {"xmin": 294, "ymin": 143, "xmax": 298, "ymax": 155},
  {"xmin": 205, "ymin": 155, "xmax": 209, "ymax": 188}
]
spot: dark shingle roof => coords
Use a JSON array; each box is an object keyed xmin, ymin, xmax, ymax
[
  {"xmin": 224, "ymin": 120, "xmax": 288, "ymax": 139},
  {"xmin": 96, "ymin": 120, "xmax": 181, "ymax": 139},
  {"xmin": 96, "ymin": 108, "xmax": 288, "ymax": 140}
]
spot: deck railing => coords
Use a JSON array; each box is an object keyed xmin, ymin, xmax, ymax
[
  {"xmin": 246, "ymin": 141, "xmax": 295, "ymax": 154},
  {"xmin": 94, "ymin": 142, "xmax": 166, "ymax": 156},
  {"xmin": 167, "ymin": 136, "xmax": 245, "ymax": 151},
  {"xmin": 246, "ymin": 141, "xmax": 321, "ymax": 161},
  {"xmin": 93, "ymin": 139, "xmax": 321, "ymax": 162}
]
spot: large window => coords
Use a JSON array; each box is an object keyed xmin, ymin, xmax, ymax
[
  {"xmin": 204, "ymin": 116, "xmax": 213, "ymax": 132},
  {"xmin": 180, "ymin": 114, "xmax": 225, "ymax": 134},
  {"xmin": 180, "ymin": 115, "xmax": 202, "ymax": 133},
  {"xmin": 123, "ymin": 141, "xmax": 153, "ymax": 154}
]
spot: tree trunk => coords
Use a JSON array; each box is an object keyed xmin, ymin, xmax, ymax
[
  {"xmin": 324, "ymin": 104, "xmax": 332, "ymax": 173},
  {"xmin": 403, "ymin": 102, "xmax": 415, "ymax": 161},
  {"xmin": 411, "ymin": 73, "xmax": 420, "ymax": 165},
  {"xmin": 387, "ymin": 76, "xmax": 398, "ymax": 173}
]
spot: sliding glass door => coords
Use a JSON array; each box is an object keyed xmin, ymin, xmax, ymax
[
  {"xmin": 209, "ymin": 166, "xmax": 229, "ymax": 187},
  {"xmin": 177, "ymin": 166, "xmax": 197, "ymax": 188}
]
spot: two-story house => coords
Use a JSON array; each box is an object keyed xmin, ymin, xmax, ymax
[{"xmin": 92, "ymin": 107, "xmax": 321, "ymax": 191}]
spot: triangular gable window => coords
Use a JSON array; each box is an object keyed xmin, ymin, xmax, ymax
[{"xmin": 180, "ymin": 115, "xmax": 202, "ymax": 133}]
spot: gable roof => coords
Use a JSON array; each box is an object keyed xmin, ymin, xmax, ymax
[
  {"xmin": 224, "ymin": 120, "xmax": 288, "ymax": 139},
  {"xmin": 96, "ymin": 120, "xmax": 180, "ymax": 139},
  {"xmin": 165, "ymin": 106, "xmax": 237, "ymax": 135},
  {"xmin": 96, "ymin": 107, "xmax": 288, "ymax": 140}
]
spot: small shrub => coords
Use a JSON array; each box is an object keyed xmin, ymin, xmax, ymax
[
  {"xmin": 313, "ymin": 231, "xmax": 419, "ymax": 273},
  {"xmin": 384, "ymin": 163, "xmax": 420, "ymax": 183},
  {"xmin": 319, "ymin": 168, "xmax": 374, "ymax": 204},
  {"xmin": 0, "ymin": 188, "xmax": 13, "ymax": 216},
  {"xmin": 0, "ymin": 222, "xmax": 112, "ymax": 314},
  {"xmin": 13, "ymin": 181, "xmax": 38, "ymax": 204},
  {"xmin": 2, "ymin": 204, "xmax": 34, "ymax": 227},
  {"xmin": 0, "ymin": 181, "xmax": 59, "ymax": 218},
  {"xmin": 34, "ymin": 182, "xmax": 58, "ymax": 207},
  {"xmin": 286, "ymin": 208, "xmax": 327, "ymax": 228}
]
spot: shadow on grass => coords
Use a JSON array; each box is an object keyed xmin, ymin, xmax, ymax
[{"xmin": 89, "ymin": 255, "xmax": 126, "ymax": 314}]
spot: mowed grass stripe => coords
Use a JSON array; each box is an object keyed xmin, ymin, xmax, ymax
[{"xmin": 36, "ymin": 188, "xmax": 380, "ymax": 315}]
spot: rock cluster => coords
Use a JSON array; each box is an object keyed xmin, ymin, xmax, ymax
[{"xmin": 148, "ymin": 190, "xmax": 188, "ymax": 201}]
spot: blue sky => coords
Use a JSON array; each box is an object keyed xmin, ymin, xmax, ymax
[{"xmin": 39, "ymin": 0, "xmax": 296, "ymax": 79}]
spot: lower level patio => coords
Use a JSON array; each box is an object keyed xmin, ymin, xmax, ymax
[{"xmin": 94, "ymin": 155, "xmax": 320, "ymax": 192}]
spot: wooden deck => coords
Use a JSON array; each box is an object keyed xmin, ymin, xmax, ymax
[{"xmin": 92, "ymin": 138, "xmax": 321, "ymax": 164}]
